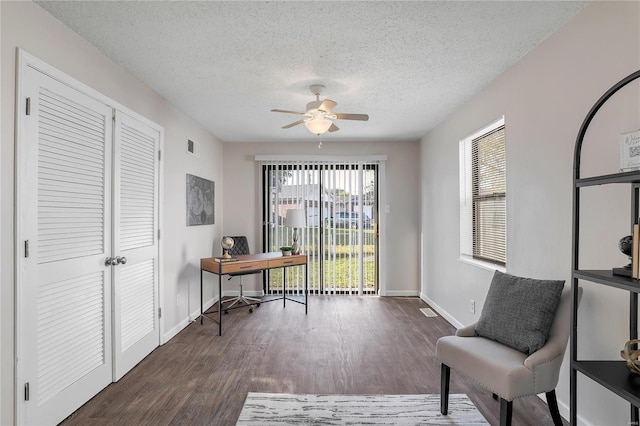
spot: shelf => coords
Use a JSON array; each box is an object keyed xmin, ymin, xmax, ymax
[
  {"xmin": 574, "ymin": 270, "xmax": 640, "ymax": 293},
  {"xmin": 573, "ymin": 361, "xmax": 640, "ymax": 407},
  {"xmin": 576, "ymin": 170, "xmax": 640, "ymax": 187}
]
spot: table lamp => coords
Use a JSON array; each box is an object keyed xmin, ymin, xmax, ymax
[{"xmin": 285, "ymin": 209, "xmax": 305, "ymax": 255}]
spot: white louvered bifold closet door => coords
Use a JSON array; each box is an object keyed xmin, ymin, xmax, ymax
[
  {"xmin": 112, "ymin": 111, "xmax": 160, "ymax": 381},
  {"xmin": 20, "ymin": 66, "xmax": 114, "ymax": 426}
]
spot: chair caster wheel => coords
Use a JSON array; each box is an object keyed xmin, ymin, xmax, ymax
[
  {"xmin": 249, "ymin": 308, "xmax": 254, "ymax": 313},
  {"xmin": 257, "ymin": 303, "xmax": 261, "ymax": 307}
]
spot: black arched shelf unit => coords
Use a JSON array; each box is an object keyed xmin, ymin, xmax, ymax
[{"xmin": 571, "ymin": 69, "xmax": 640, "ymax": 425}]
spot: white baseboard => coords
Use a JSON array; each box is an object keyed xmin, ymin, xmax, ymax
[
  {"xmin": 162, "ymin": 295, "xmax": 219, "ymax": 343},
  {"xmin": 419, "ymin": 292, "xmax": 464, "ymax": 329},
  {"xmin": 385, "ymin": 290, "xmax": 420, "ymax": 297},
  {"xmin": 163, "ymin": 316, "xmax": 191, "ymax": 343}
]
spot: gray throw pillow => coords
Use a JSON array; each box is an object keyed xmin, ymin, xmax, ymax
[{"xmin": 475, "ymin": 270, "xmax": 564, "ymax": 355}]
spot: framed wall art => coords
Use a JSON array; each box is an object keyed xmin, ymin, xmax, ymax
[{"xmin": 186, "ymin": 174, "xmax": 214, "ymax": 226}]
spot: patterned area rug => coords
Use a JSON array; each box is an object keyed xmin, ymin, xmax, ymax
[{"xmin": 236, "ymin": 392, "xmax": 489, "ymax": 425}]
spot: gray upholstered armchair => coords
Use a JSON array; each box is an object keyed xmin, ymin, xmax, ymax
[{"xmin": 436, "ymin": 282, "xmax": 582, "ymax": 426}]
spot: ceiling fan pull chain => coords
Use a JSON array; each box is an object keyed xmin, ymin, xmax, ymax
[{"xmin": 318, "ymin": 135, "xmax": 323, "ymax": 149}]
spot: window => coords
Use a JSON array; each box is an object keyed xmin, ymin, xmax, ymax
[{"xmin": 460, "ymin": 118, "xmax": 506, "ymax": 267}]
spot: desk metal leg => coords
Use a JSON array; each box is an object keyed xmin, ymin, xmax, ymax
[
  {"xmin": 305, "ymin": 263, "xmax": 308, "ymax": 315},
  {"xmin": 218, "ymin": 273, "xmax": 222, "ymax": 336},
  {"xmin": 200, "ymin": 268, "xmax": 203, "ymax": 325},
  {"xmin": 283, "ymin": 267, "xmax": 286, "ymax": 308}
]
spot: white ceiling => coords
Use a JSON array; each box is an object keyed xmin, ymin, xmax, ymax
[{"xmin": 36, "ymin": 1, "xmax": 587, "ymax": 143}]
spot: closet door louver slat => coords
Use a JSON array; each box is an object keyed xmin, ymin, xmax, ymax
[
  {"xmin": 120, "ymin": 260, "xmax": 156, "ymax": 352},
  {"xmin": 119, "ymin": 122, "xmax": 156, "ymax": 251},
  {"xmin": 37, "ymin": 88, "xmax": 106, "ymax": 264},
  {"xmin": 36, "ymin": 271, "xmax": 105, "ymax": 403}
]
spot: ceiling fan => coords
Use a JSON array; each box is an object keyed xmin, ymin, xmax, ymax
[{"xmin": 271, "ymin": 85, "xmax": 369, "ymax": 136}]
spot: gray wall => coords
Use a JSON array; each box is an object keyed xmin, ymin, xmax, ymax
[{"xmin": 420, "ymin": 2, "xmax": 640, "ymax": 424}]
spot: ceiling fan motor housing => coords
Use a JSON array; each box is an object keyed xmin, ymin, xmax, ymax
[{"xmin": 309, "ymin": 84, "xmax": 325, "ymax": 96}]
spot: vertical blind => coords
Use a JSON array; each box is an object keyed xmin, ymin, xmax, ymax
[
  {"xmin": 471, "ymin": 126, "xmax": 506, "ymax": 265},
  {"xmin": 258, "ymin": 157, "xmax": 380, "ymax": 295}
]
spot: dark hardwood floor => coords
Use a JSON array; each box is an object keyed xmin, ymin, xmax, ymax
[{"xmin": 61, "ymin": 296, "xmax": 563, "ymax": 425}]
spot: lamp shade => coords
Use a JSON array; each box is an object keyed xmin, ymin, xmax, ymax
[
  {"xmin": 304, "ymin": 118, "xmax": 332, "ymax": 135},
  {"xmin": 285, "ymin": 209, "xmax": 306, "ymax": 228}
]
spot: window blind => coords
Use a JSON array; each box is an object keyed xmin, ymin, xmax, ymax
[
  {"xmin": 471, "ymin": 126, "xmax": 506, "ymax": 265},
  {"xmin": 258, "ymin": 157, "xmax": 381, "ymax": 295}
]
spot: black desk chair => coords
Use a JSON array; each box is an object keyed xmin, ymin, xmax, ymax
[{"xmin": 223, "ymin": 236, "xmax": 261, "ymax": 313}]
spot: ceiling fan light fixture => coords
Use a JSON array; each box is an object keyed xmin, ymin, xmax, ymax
[
  {"xmin": 272, "ymin": 84, "xmax": 368, "ymax": 136},
  {"xmin": 304, "ymin": 117, "xmax": 332, "ymax": 135}
]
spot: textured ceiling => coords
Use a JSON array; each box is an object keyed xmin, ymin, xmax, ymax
[{"xmin": 36, "ymin": 1, "xmax": 587, "ymax": 143}]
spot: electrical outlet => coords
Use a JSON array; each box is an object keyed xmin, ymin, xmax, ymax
[{"xmin": 470, "ymin": 299, "xmax": 475, "ymax": 314}]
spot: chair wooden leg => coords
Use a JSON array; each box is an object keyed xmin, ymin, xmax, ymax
[
  {"xmin": 499, "ymin": 398, "xmax": 512, "ymax": 426},
  {"xmin": 546, "ymin": 390, "xmax": 563, "ymax": 426},
  {"xmin": 440, "ymin": 364, "xmax": 450, "ymax": 415}
]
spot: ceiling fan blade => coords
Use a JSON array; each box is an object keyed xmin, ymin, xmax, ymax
[
  {"xmin": 318, "ymin": 99, "xmax": 337, "ymax": 113},
  {"xmin": 282, "ymin": 119, "xmax": 305, "ymax": 129},
  {"xmin": 271, "ymin": 109, "xmax": 306, "ymax": 115},
  {"xmin": 334, "ymin": 113, "xmax": 369, "ymax": 121},
  {"xmin": 328, "ymin": 123, "xmax": 339, "ymax": 132}
]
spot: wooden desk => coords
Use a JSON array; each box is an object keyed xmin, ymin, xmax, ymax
[{"xmin": 200, "ymin": 252, "xmax": 308, "ymax": 335}]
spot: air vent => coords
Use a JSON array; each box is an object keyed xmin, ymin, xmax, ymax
[{"xmin": 186, "ymin": 139, "xmax": 200, "ymax": 157}]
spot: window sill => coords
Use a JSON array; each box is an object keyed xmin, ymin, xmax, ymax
[{"xmin": 458, "ymin": 256, "xmax": 506, "ymax": 273}]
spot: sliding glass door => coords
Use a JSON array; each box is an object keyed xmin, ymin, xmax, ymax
[{"xmin": 261, "ymin": 161, "xmax": 378, "ymax": 295}]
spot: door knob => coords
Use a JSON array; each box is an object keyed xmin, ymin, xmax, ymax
[
  {"xmin": 116, "ymin": 256, "xmax": 127, "ymax": 265},
  {"xmin": 105, "ymin": 257, "xmax": 117, "ymax": 266}
]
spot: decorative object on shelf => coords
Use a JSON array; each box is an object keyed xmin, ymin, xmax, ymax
[
  {"xmin": 285, "ymin": 209, "xmax": 306, "ymax": 255},
  {"xmin": 280, "ymin": 246, "xmax": 292, "ymax": 256},
  {"xmin": 221, "ymin": 236, "xmax": 234, "ymax": 259},
  {"xmin": 621, "ymin": 339, "xmax": 640, "ymax": 375},
  {"xmin": 186, "ymin": 174, "xmax": 214, "ymax": 226},
  {"xmin": 620, "ymin": 129, "xmax": 640, "ymax": 172},
  {"xmin": 613, "ymin": 234, "xmax": 634, "ymax": 277}
]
